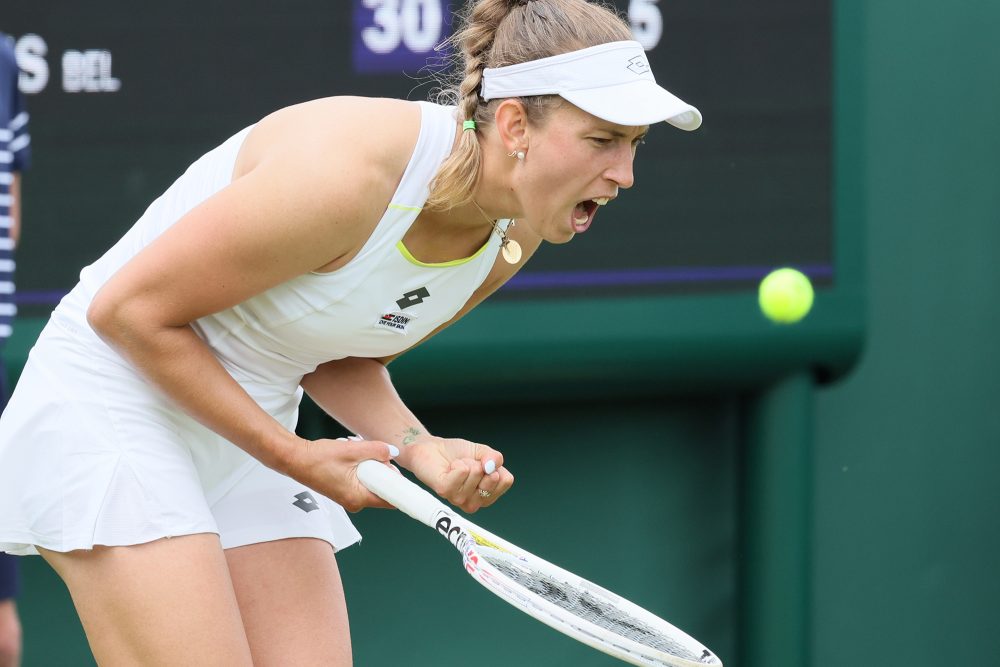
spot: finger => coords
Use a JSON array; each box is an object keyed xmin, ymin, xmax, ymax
[
  {"xmin": 492, "ymin": 466, "xmax": 514, "ymax": 496},
  {"xmin": 458, "ymin": 460, "xmax": 486, "ymax": 505},
  {"xmin": 480, "ymin": 468, "xmax": 514, "ymax": 504},
  {"xmin": 459, "ymin": 457, "xmax": 489, "ymax": 499},
  {"xmin": 341, "ymin": 474, "xmax": 395, "ymax": 512},
  {"xmin": 351, "ymin": 489, "xmax": 395, "ymax": 511},
  {"xmin": 472, "ymin": 472, "xmax": 502, "ymax": 508},
  {"xmin": 466, "ymin": 462, "xmax": 513, "ymax": 512},
  {"xmin": 347, "ymin": 441, "xmax": 399, "ymax": 510},
  {"xmin": 438, "ymin": 458, "xmax": 473, "ymax": 496},
  {"xmin": 442, "ymin": 458, "xmax": 484, "ymax": 505},
  {"xmin": 475, "ymin": 462, "xmax": 511, "ymax": 491},
  {"xmin": 472, "ymin": 444, "xmax": 504, "ymax": 475},
  {"xmin": 348, "ymin": 439, "xmax": 399, "ymax": 464}
]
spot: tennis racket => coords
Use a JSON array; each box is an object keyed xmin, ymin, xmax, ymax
[{"xmin": 357, "ymin": 460, "xmax": 722, "ymax": 667}]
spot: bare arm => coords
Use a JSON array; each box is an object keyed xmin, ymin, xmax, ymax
[
  {"xmin": 88, "ymin": 98, "xmax": 419, "ymax": 508},
  {"xmin": 301, "ymin": 357, "xmax": 426, "ymax": 451}
]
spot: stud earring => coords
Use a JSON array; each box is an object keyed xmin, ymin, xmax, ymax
[{"xmin": 507, "ymin": 149, "xmax": 525, "ymax": 161}]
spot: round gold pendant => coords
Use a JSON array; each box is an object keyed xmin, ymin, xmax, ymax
[{"xmin": 501, "ymin": 239, "xmax": 522, "ymax": 264}]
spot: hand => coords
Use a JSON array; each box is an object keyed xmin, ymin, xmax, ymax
[
  {"xmin": 400, "ymin": 436, "xmax": 514, "ymax": 513},
  {"xmin": 284, "ymin": 437, "xmax": 399, "ymax": 512}
]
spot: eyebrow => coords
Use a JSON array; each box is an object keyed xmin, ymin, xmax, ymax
[{"xmin": 599, "ymin": 128, "xmax": 649, "ymax": 141}]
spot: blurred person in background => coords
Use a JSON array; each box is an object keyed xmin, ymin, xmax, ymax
[{"xmin": 0, "ymin": 30, "xmax": 30, "ymax": 667}]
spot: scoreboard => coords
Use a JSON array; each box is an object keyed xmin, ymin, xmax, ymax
[{"xmin": 6, "ymin": 0, "xmax": 832, "ymax": 305}]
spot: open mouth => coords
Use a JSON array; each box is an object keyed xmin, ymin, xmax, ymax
[{"xmin": 571, "ymin": 197, "xmax": 610, "ymax": 233}]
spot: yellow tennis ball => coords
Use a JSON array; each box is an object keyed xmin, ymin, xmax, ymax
[{"xmin": 758, "ymin": 268, "xmax": 814, "ymax": 324}]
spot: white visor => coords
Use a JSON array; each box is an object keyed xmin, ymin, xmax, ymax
[{"xmin": 480, "ymin": 40, "xmax": 702, "ymax": 130}]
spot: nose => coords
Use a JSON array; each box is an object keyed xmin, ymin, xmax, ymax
[{"xmin": 604, "ymin": 146, "xmax": 635, "ymax": 189}]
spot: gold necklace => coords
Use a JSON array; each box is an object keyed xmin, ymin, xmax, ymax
[{"xmin": 471, "ymin": 199, "xmax": 522, "ymax": 265}]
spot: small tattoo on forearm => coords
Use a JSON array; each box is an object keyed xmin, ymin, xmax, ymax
[{"xmin": 401, "ymin": 427, "xmax": 422, "ymax": 446}]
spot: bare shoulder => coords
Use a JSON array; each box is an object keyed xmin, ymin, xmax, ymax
[
  {"xmin": 236, "ymin": 97, "xmax": 421, "ymax": 183},
  {"xmin": 230, "ymin": 97, "xmax": 424, "ymax": 259}
]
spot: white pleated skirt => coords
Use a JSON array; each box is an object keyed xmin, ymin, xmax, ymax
[{"xmin": 0, "ymin": 317, "xmax": 361, "ymax": 556}]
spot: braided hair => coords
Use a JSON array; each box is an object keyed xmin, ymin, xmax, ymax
[{"xmin": 425, "ymin": 0, "xmax": 631, "ymax": 210}]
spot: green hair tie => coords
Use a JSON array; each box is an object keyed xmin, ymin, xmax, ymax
[{"xmin": 463, "ymin": 119, "xmax": 477, "ymax": 131}]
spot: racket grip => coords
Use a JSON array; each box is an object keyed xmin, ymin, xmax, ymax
[{"xmin": 357, "ymin": 460, "xmax": 448, "ymax": 528}]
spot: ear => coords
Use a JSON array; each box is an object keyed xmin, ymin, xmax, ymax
[{"xmin": 493, "ymin": 99, "xmax": 530, "ymax": 153}]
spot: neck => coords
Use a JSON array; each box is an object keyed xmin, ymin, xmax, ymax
[{"xmin": 464, "ymin": 125, "xmax": 523, "ymax": 223}]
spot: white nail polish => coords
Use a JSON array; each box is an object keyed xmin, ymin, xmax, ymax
[
  {"xmin": 484, "ymin": 459, "xmax": 496, "ymax": 475},
  {"xmin": 388, "ymin": 445, "xmax": 400, "ymax": 458}
]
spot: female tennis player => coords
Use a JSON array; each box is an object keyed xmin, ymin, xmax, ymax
[{"xmin": 0, "ymin": 0, "xmax": 700, "ymax": 664}]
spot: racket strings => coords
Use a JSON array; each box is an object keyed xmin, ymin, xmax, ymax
[{"xmin": 482, "ymin": 552, "xmax": 711, "ymax": 664}]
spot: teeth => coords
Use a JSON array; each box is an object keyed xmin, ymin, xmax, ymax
[
  {"xmin": 574, "ymin": 215, "xmax": 589, "ymax": 224},
  {"xmin": 592, "ymin": 197, "xmax": 610, "ymax": 206}
]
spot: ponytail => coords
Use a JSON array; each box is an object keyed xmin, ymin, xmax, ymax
[{"xmin": 425, "ymin": 0, "xmax": 514, "ymax": 210}]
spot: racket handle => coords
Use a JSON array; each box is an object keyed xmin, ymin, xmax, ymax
[{"xmin": 357, "ymin": 460, "xmax": 447, "ymax": 528}]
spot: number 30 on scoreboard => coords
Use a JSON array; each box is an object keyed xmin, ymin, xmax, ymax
[
  {"xmin": 352, "ymin": 0, "xmax": 663, "ymax": 74},
  {"xmin": 353, "ymin": 0, "xmax": 452, "ymax": 74}
]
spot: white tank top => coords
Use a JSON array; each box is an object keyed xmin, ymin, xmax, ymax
[{"xmin": 55, "ymin": 101, "xmax": 508, "ymax": 408}]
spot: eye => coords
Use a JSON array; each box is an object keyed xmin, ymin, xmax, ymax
[{"xmin": 589, "ymin": 137, "xmax": 613, "ymax": 146}]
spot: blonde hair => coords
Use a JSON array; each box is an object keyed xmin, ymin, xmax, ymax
[{"xmin": 425, "ymin": 0, "xmax": 632, "ymax": 210}]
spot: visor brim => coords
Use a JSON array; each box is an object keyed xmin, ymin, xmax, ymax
[{"xmin": 561, "ymin": 80, "xmax": 703, "ymax": 130}]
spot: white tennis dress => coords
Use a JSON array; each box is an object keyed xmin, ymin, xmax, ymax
[{"xmin": 0, "ymin": 101, "xmax": 509, "ymax": 556}]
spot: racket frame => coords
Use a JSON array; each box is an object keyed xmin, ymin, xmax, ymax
[{"xmin": 356, "ymin": 461, "xmax": 721, "ymax": 667}]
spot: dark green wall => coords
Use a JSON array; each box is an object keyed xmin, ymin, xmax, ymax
[
  {"xmin": 344, "ymin": 399, "xmax": 739, "ymax": 665},
  {"xmin": 811, "ymin": 1, "xmax": 1000, "ymax": 665}
]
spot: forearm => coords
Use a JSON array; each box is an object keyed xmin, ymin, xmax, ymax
[
  {"xmin": 303, "ymin": 357, "xmax": 513, "ymax": 512},
  {"xmin": 92, "ymin": 316, "xmax": 299, "ymax": 473},
  {"xmin": 301, "ymin": 357, "xmax": 429, "ymax": 463}
]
